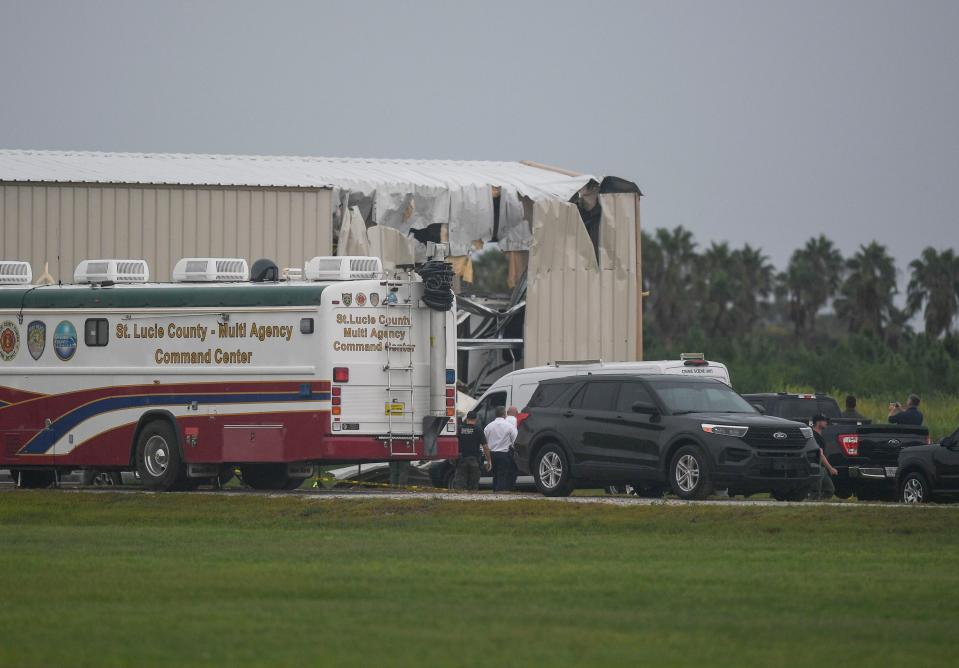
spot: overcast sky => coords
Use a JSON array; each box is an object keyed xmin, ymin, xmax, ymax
[{"xmin": 1, "ymin": 0, "xmax": 957, "ymax": 280}]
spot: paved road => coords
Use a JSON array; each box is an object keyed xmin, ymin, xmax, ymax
[{"xmin": 3, "ymin": 481, "xmax": 952, "ymax": 509}]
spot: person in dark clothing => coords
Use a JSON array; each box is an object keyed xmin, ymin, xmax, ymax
[
  {"xmin": 811, "ymin": 414, "xmax": 838, "ymax": 499},
  {"xmin": 889, "ymin": 394, "xmax": 923, "ymax": 425},
  {"xmin": 452, "ymin": 411, "xmax": 491, "ymax": 491},
  {"xmin": 842, "ymin": 395, "xmax": 865, "ymax": 420}
]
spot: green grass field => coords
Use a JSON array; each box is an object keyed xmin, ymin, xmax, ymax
[{"xmin": 2, "ymin": 492, "xmax": 958, "ymax": 667}]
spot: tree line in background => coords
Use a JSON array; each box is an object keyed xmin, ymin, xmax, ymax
[{"xmin": 642, "ymin": 228, "xmax": 959, "ymax": 395}]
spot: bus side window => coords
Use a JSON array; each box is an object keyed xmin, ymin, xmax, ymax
[{"xmin": 84, "ymin": 319, "xmax": 109, "ymax": 347}]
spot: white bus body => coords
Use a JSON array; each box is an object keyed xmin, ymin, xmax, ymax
[{"xmin": 0, "ymin": 262, "xmax": 457, "ymax": 490}]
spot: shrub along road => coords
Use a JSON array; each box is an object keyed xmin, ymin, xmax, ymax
[{"xmin": 1, "ymin": 491, "xmax": 957, "ymax": 667}]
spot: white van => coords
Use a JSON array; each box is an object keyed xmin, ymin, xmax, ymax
[{"xmin": 470, "ymin": 355, "xmax": 731, "ymax": 427}]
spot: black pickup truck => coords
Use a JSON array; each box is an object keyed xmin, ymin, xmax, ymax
[
  {"xmin": 896, "ymin": 428, "xmax": 959, "ymax": 503},
  {"xmin": 743, "ymin": 393, "xmax": 929, "ymax": 500}
]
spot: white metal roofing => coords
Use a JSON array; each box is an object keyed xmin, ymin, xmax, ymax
[{"xmin": 0, "ymin": 149, "xmax": 593, "ymax": 201}]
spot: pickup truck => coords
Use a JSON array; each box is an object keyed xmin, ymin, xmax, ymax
[
  {"xmin": 743, "ymin": 393, "xmax": 930, "ymax": 500},
  {"xmin": 896, "ymin": 427, "xmax": 959, "ymax": 503}
]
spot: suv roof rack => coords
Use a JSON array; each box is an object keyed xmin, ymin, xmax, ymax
[{"xmin": 551, "ymin": 359, "xmax": 603, "ymax": 366}]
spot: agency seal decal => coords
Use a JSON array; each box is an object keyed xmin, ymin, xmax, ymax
[
  {"xmin": 369, "ymin": 292, "xmax": 380, "ymax": 307},
  {"xmin": 0, "ymin": 321, "xmax": 20, "ymax": 361},
  {"xmin": 53, "ymin": 320, "xmax": 78, "ymax": 361},
  {"xmin": 341, "ymin": 293, "xmax": 352, "ymax": 307},
  {"xmin": 384, "ymin": 292, "xmax": 398, "ymax": 305},
  {"xmin": 356, "ymin": 292, "xmax": 367, "ymax": 306},
  {"xmin": 27, "ymin": 321, "xmax": 46, "ymax": 360}
]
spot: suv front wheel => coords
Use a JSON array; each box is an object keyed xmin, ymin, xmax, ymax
[
  {"xmin": 669, "ymin": 445, "xmax": 714, "ymax": 500},
  {"xmin": 533, "ymin": 444, "xmax": 574, "ymax": 497}
]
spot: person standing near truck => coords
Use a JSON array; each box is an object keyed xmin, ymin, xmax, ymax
[
  {"xmin": 485, "ymin": 406, "xmax": 518, "ymax": 492},
  {"xmin": 889, "ymin": 394, "xmax": 924, "ymax": 425},
  {"xmin": 811, "ymin": 413, "xmax": 838, "ymax": 499},
  {"xmin": 842, "ymin": 395, "xmax": 865, "ymax": 420},
  {"xmin": 452, "ymin": 411, "xmax": 492, "ymax": 491}
]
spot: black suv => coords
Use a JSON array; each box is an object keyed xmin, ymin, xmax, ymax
[
  {"xmin": 896, "ymin": 427, "xmax": 959, "ymax": 503},
  {"xmin": 514, "ymin": 374, "xmax": 821, "ymax": 499}
]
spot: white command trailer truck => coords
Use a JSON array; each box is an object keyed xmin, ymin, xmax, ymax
[{"xmin": 0, "ymin": 254, "xmax": 457, "ymax": 491}]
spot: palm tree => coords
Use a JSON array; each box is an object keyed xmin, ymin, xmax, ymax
[
  {"xmin": 696, "ymin": 242, "xmax": 738, "ymax": 337},
  {"xmin": 907, "ymin": 247, "xmax": 959, "ymax": 338},
  {"xmin": 643, "ymin": 227, "xmax": 698, "ymax": 345},
  {"xmin": 835, "ymin": 242, "xmax": 898, "ymax": 337},
  {"xmin": 641, "ymin": 230, "xmax": 659, "ymax": 298},
  {"xmin": 731, "ymin": 244, "xmax": 774, "ymax": 333},
  {"xmin": 778, "ymin": 235, "xmax": 844, "ymax": 336}
]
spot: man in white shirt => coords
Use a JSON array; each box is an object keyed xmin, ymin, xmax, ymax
[{"xmin": 484, "ymin": 406, "xmax": 518, "ymax": 492}]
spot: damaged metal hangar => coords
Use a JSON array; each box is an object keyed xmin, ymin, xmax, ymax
[{"xmin": 0, "ymin": 149, "xmax": 643, "ymax": 386}]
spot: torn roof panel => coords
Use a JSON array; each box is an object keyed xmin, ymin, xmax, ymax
[{"xmin": 0, "ymin": 149, "xmax": 594, "ymax": 201}]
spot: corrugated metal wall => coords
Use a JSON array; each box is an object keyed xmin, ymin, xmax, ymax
[
  {"xmin": 525, "ymin": 193, "xmax": 642, "ymax": 365},
  {"xmin": 0, "ymin": 184, "xmax": 332, "ymax": 282}
]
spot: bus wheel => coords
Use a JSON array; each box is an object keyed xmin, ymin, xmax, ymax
[
  {"xmin": 13, "ymin": 469, "xmax": 56, "ymax": 489},
  {"xmin": 135, "ymin": 421, "xmax": 185, "ymax": 492},
  {"xmin": 239, "ymin": 463, "xmax": 292, "ymax": 490}
]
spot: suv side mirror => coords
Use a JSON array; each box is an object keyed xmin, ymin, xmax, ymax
[
  {"xmin": 632, "ymin": 401, "xmax": 658, "ymax": 415},
  {"xmin": 751, "ymin": 403, "xmax": 766, "ymax": 415},
  {"xmin": 942, "ymin": 435, "xmax": 956, "ymax": 449}
]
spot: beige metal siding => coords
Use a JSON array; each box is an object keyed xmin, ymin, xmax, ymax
[
  {"xmin": 525, "ymin": 193, "xmax": 642, "ymax": 365},
  {"xmin": 0, "ymin": 184, "xmax": 332, "ymax": 282}
]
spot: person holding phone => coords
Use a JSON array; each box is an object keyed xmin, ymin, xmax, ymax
[{"xmin": 889, "ymin": 394, "xmax": 923, "ymax": 425}]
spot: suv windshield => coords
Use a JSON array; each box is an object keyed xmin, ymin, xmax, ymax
[{"xmin": 649, "ymin": 379, "xmax": 757, "ymax": 414}]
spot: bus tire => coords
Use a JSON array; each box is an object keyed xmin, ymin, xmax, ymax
[
  {"xmin": 239, "ymin": 463, "xmax": 292, "ymax": 490},
  {"xmin": 135, "ymin": 420, "xmax": 185, "ymax": 492},
  {"xmin": 13, "ymin": 469, "xmax": 56, "ymax": 489}
]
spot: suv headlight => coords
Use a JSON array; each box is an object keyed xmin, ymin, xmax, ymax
[
  {"xmin": 701, "ymin": 424, "xmax": 749, "ymax": 438},
  {"xmin": 800, "ymin": 426, "xmax": 813, "ymax": 440}
]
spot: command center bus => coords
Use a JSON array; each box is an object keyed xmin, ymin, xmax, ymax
[{"xmin": 0, "ymin": 254, "xmax": 457, "ymax": 491}]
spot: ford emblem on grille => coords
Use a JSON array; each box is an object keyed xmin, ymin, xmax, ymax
[
  {"xmin": 888, "ymin": 439, "xmax": 901, "ymax": 447},
  {"xmin": 773, "ymin": 431, "xmax": 788, "ymax": 440}
]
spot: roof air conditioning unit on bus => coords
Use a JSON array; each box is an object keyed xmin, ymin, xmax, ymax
[
  {"xmin": 173, "ymin": 258, "xmax": 249, "ymax": 282},
  {"xmin": 74, "ymin": 259, "xmax": 150, "ymax": 284},
  {"xmin": 0, "ymin": 261, "xmax": 32, "ymax": 285},
  {"xmin": 304, "ymin": 256, "xmax": 383, "ymax": 281}
]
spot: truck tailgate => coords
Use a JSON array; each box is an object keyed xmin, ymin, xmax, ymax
[{"xmin": 856, "ymin": 425, "xmax": 929, "ymax": 464}]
